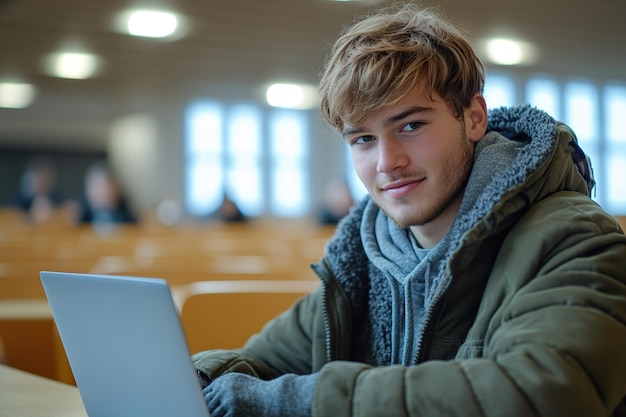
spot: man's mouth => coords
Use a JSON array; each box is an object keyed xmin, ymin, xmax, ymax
[{"xmin": 381, "ymin": 178, "xmax": 425, "ymax": 198}]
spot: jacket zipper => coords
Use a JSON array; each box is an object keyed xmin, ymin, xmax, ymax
[
  {"xmin": 413, "ymin": 273, "xmax": 449, "ymax": 365},
  {"xmin": 311, "ymin": 258, "xmax": 340, "ymax": 362}
]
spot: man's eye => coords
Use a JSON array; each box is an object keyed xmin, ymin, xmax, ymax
[
  {"xmin": 401, "ymin": 121, "xmax": 423, "ymax": 132},
  {"xmin": 354, "ymin": 135, "xmax": 376, "ymax": 144}
]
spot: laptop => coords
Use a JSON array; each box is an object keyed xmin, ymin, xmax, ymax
[{"xmin": 40, "ymin": 271, "xmax": 211, "ymax": 417}]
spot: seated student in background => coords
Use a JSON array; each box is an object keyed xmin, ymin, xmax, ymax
[
  {"xmin": 205, "ymin": 193, "xmax": 247, "ymax": 223},
  {"xmin": 317, "ymin": 179, "xmax": 355, "ymax": 225},
  {"xmin": 73, "ymin": 161, "xmax": 137, "ymax": 225},
  {"xmin": 14, "ymin": 156, "xmax": 63, "ymax": 223},
  {"xmin": 192, "ymin": 3, "xmax": 626, "ymax": 417}
]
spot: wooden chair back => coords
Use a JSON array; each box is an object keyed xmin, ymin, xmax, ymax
[{"xmin": 177, "ymin": 280, "xmax": 318, "ymax": 354}]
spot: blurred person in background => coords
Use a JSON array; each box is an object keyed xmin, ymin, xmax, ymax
[
  {"xmin": 73, "ymin": 161, "xmax": 137, "ymax": 226},
  {"xmin": 205, "ymin": 192, "xmax": 247, "ymax": 223},
  {"xmin": 317, "ymin": 178, "xmax": 355, "ymax": 225},
  {"xmin": 13, "ymin": 156, "xmax": 63, "ymax": 224}
]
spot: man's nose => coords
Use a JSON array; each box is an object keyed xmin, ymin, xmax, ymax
[{"xmin": 376, "ymin": 136, "xmax": 409, "ymax": 173}]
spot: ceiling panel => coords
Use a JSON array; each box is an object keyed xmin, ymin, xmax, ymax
[{"xmin": 0, "ymin": 0, "xmax": 624, "ymax": 147}]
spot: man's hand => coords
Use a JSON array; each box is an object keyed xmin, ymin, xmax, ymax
[{"xmin": 204, "ymin": 372, "xmax": 316, "ymax": 417}]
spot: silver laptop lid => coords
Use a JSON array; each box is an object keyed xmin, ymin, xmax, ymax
[{"xmin": 40, "ymin": 271, "xmax": 210, "ymax": 417}]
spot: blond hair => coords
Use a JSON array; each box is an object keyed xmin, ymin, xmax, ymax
[{"xmin": 319, "ymin": 3, "xmax": 484, "ymax": 131}]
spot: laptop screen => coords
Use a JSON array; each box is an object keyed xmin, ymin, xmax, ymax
[{"xmin": 40, "ymin": 271, "xmax": 210, "ymax": 417}]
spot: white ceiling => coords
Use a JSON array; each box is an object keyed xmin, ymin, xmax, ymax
[{"xmin": 0, "ymin": 0, "xmax": 625, "ymax": 149}]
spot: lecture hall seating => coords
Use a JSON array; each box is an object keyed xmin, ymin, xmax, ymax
[{"xmin": 0, "ymin": 208, "xmax": 334, "ymax": 383}]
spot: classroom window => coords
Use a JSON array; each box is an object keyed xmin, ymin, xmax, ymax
[
  {"xmin": 345, "ymin": 143, "xmax": 368, "ymax": 202},
  {"xmin": 484, "ymin": 74, "xmax": 516, "ymax": 108},
  {"xmin": 562, "ymin": 81, "xmax": 603, "ymax": 202},
  {"xmin": 605, "ymin": 85, "xmax": 626, "ymax": 143},
  {"xmin": 268, "ymin": 110, "xmax": 309, "ymax": 217},
  {"xmin": 185, "ymin": 101, "xmax": 310, "ymax": 217},
  {"xmin": 564, "ymin": 82, "xmax": 599, "ymax": 147},
  {"xmin": 526, "ymin": 78, "xmax": 560, "ymax": 119},
  {"xmin": 185, "ymin": 102, "xmax": 224, "ymax": 215},
  {"xmin": 604, "ymin": 84, "xmax": 626, "ymax": 213},
  {"xmin": 225, "ymin": 105, "xmax": 263, "ymax": 215}
]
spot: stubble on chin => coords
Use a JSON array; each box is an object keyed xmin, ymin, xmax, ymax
[
  {"xmin": 378, "ymin": 197, "xmax": 445, "ymax": 229},
  {"xmin": 377, "ymin": 155, "xmax": 474, "ymax": 230}
]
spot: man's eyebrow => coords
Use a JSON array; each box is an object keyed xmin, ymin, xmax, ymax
[
  {"xmin": 342, "ymin": 126, "xmax": 363, "ymax": 138},
  {"xmin": 341, "ymin": 106, "xmax": 435, "ymax": 138},
  {"xmin": 383, "ymin": 106, "xmax": 434, "ymax": 128}
]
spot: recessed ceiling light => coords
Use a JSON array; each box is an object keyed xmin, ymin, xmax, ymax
[
  {"xmin": 127, "ymin": 10, "xmax": 178, "ymax": 38},
  {"xmin": 329, "ymin": 0, "xmax": 384, "ymax": 3},
  {"xmin": 266, "ymin": 83, "xmax": 319, "ymax": 110},
  {"xmin": 45, "ymin": 52, "xmax": 100, "ymax": 79},
  {"xmin": 483, "ymin": 38, "xmax": 537, "ymax": 66},
  {"xmin": 0, "ymin": 82, "xmax": 36, "ymax": 109}
]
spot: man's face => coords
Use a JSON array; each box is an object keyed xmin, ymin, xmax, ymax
[{"xmin": 342, "ymin": 85, "xmax": 486, "ymax": 244}]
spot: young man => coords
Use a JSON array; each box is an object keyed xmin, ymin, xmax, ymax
[{"xmin": 194, "ymin": 4, "xmax": 626, "ymax": 416}]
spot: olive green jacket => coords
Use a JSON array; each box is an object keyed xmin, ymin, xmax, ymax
[{"xmin": 194, "ymin": 106, "xmax": 626, "ymax": 416}]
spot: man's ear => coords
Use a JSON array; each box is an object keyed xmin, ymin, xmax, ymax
[{"xmin": 466, "ymin": 94, "xmax": 488, "ymax": 142}]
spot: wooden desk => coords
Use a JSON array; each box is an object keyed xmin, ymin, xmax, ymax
[
  {"xmin": 0, "ymin": 364, "xmax": 87, "ymax": 417},
  {"xmin": 0, "ymin": 299, "xmax": 75, "ymax": 384}
]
